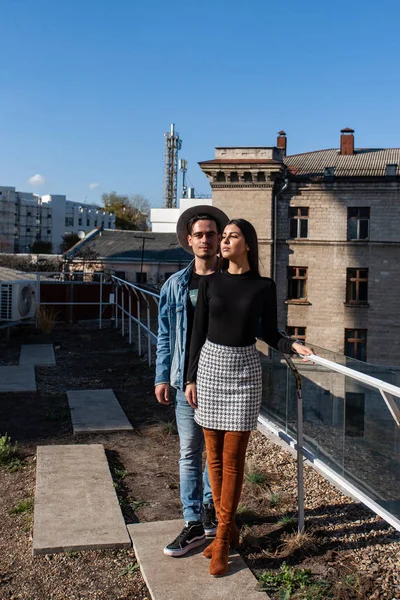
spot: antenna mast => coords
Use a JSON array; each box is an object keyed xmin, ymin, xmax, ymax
[{"xmin": 163, "ymin": 123, "xmax": 182, "ymax": 208}]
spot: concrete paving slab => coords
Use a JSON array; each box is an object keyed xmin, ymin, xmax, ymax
[
  {"xmin": 33, "ymin": 444, "xmax": 131, "ymax": 555},
  {"xmin": 67, "ymin": 389, "xmax": 133, "ymax": 434},
  {"xmin": 19, "ymin": 344, "xmax": 56, "ymax": 366},
  {"xmin": 0, "ymin": 366, "xmax": 36, "ymax": 392},
  {"xmin": 128, "ymin": 520, "xmax": 267, "ymax": 600}
]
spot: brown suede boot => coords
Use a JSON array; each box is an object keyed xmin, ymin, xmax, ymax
[
  {"xmin": 202, "ymin": 521, "xmax": 240, "ymax": 559},
  {"xmin": 209, "ymin": 431, "xmax": 250, "ymax": 577},
  {"xmin": 202, "ymin": 429, "xmax": 223, "ymax": 560}
]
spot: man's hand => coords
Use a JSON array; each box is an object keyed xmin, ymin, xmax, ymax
[
  {"xmin": 155, "ymin": 383, "xmax": 171, "ymax": 405},
  {"xmin": 185, "ymin": 382, "xmax": 198, "ymax": 409}
]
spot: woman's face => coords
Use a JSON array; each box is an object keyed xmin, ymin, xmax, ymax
[{"xmin": 221, "ymin": 224, "xmax": 248, "ymax": 260}]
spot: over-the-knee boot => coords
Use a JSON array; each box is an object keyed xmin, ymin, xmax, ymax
[
  {"xmin": 202, "ymin": 429, "xmax": 223, "ymax": 559},
  {"xmin": 210, "ymin": 431, "xmax": 250, "ymax": 577}
]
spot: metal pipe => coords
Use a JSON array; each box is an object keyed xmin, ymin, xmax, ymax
[{"xmin": 273, "ymin": 177, "xmax": 289, "ymax": 282}]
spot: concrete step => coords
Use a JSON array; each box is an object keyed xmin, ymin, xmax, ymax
[
  {"xmin": 0, "ymin": 366, "xmax": 36, "ymax": 392},
  {"xmin": 128, "ymin": 520, "xmax": 267, "ymax": 600},
  {"xmin": 19, "ymin": 344, "xmax": 56, "ymax": 366},
  {"xmin": 67, "ymin": 389, "xmax": 133, "ymax": 434},
  {"xmin": 33, "ymin": 444, "xmax": 131, "ymax": 555}
]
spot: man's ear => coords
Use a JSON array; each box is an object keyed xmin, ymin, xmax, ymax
[{"xmin": 187, "ymin": 234, "xmax": 193, "ymax": 248}]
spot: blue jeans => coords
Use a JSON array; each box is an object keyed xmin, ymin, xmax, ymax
[{"xmin": 175, "ymin": 389, "xmax": 213, "ymax": 522}]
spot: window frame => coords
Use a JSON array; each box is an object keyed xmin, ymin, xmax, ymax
[
  {"xmin": 344, "ymin": 329, "xmax": 367, "ymax": 362},
  {"xmin": 347, "ymin": 207, "xmax": 370, "ymax": 241},
  {"xmin": 288, "ymin": 207, "xmax": 309, "ymax": 239},
  {"xmin": 346, "ymin": 268, "xmax": 369, "ymax": 305},
  {"xmin": 286, "ymin": 326, "xmax": 306, "ymax": 342},
  {"xmin": 287, "ymin": 266, "xmax": 308, "ymax": 301}
]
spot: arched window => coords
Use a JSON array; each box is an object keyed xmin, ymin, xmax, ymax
[
  {"xmin": 243, "ymin": 172, "xmax": 252, "ymax": 182},
  {"xmin": 257, "ymin": 172, "xmax": 266, "ymax": 182},
  {"xmin": 216, "ymin": 171, "xmax": 226, "ymax": 182},
  {"xmin": 230, "ymin": 172, "xmax": 239, "ymax": 182}
]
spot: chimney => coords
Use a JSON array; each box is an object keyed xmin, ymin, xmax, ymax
[
  {"xmin": 277, "ymin": 130, "xmax": 287, "ymax": 157},
  {"xmin": 340, "ymin": 127, "xmax": 355, "ymax": 155}
]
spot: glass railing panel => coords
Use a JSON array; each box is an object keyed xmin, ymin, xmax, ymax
[
  {"xmin": 343, "ymin": 378, "xmax": 400, "ymax": 519},
  {"xmin": 259, "ymin": 343, "xmax": 400, "ymax": 523}
]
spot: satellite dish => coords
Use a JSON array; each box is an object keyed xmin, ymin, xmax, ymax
[{"xmin": 77, "ymin": 230, "xmax": 86, "ymax": 239}]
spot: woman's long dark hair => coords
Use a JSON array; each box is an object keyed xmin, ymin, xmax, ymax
[{"xmin": 223, "ymin": 218, "xmax": 260, "ymax": 276}]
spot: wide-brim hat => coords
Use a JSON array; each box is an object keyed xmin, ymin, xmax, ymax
[{"xmin": 176, "ymin": 205, "xmax": 229, "ymax": 254}]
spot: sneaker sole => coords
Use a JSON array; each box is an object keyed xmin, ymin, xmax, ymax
[
  {"xmin": 204, "ymin": 527, "xmax": 217, "ymax": 538},
  {"xmin": 163, "ymin": 535, "xmax": 206, "ymax": 557}
]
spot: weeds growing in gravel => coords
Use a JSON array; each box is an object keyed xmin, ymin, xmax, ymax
[
  {"xmin": 8, "ymin": 498, "xmax": 34, "ymax": 516},
  {"xmin": 278, "ymin": 531, "xmax": 318, "ymax": 558},
  {"xmin": 36, "ymin": 305, "xmax": 59, "ymax": 334},
  {"xmin": 269, "ymin": 492, "xmax": 283, "ymax": 508},
  {"xmin": 245, "ymin": 470, "xmax": 270, "ymax": 486},
  {"xmin": 120, "ymin": 562, "xmax": 140, "ymax": 576},
  {"xmin": 0, "ymin": 434, "xmax": 23, "ymax": 471},
  {"xmin": 259, "ymin": 562, "xmax": 330, "ymax": 599},
  {"xmin": 276, "ymin": 514, "xmax": 297, "ymax": 529}
]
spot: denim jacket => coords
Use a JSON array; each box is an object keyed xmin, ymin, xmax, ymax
[{"xmin": 154, "ymin": 260, "xmax": 194, "ymax": 390}]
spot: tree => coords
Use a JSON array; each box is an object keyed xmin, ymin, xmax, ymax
[
  {"xmin": 101, "ymin": 192, "xmax": 150, "ymax": 230},
  {"xmin": 31, "ymin": 240, "xmax": 53, "ymax": 254},
  {"xmin": 59, "ymin": 233, "xmax": 80, "ymax": 253}
]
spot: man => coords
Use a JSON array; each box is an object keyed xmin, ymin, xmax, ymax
[{"xmin": 155, "ymin": 205, "xmax": 229, "ymax": 557}]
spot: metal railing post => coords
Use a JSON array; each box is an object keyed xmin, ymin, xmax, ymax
[
  {"xmin": 128, "ymin": 292, "xmax": 132, "ymax": 345},
  {"xmin": 121, "ymin": 288, "xmax": 125, "ymax": 337},
  {"xmin": 284, "ymin": 354, "xmax": 305, "ymax": 533},
  {"xmin": 147, "ymin": 303, "xmax": 151, "ymax": 366},
  {"xmin": 137, "ymin": 295, "xmax": 142, "ymax": 355},
  {"xmin": 115, "ymin": 286, "xmax": 119, "ymax": 329},
  {"xmin": 35, "ymin": 272, "xmax": 40, "ymax": 328},
  {"xmin": 99, "ymin": 273, "xmax": 103, "ymax": 330}
]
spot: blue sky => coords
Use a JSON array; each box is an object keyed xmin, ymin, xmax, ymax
[{"xmin": 1, "ymin": 0, "xmax": 400, "ymax": 208}]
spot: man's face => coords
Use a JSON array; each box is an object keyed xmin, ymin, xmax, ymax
[{"xmin": 187, "ymin": 219, "xmax": 220, "ymax": 258}]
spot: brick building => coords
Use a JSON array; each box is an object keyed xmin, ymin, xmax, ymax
[{"xmin": 199, "ymin": 129, "xmax": 400, "ymax": 366}]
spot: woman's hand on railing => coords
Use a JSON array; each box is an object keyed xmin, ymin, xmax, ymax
[
  {"xmin": 185, "ymin": 382, "xmax": 198, "ymax": 409},
  {"xmin": 292, "ymin": 342, "xmax": 314, "ymax": 362}
]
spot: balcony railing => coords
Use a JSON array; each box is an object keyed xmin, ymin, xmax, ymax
[{"xmin": 110, "ymin": 278, "xmax": 400, "ymax": 532}]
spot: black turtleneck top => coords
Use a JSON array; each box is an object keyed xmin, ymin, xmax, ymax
[{"xmin": 186, "ymin": 270, "xmax": 294, "ymax": 382}]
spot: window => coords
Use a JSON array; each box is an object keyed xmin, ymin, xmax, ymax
[
  {"xmin": 346, "ymin": 269, "xmax": 368, "ymax": 304},
  {"xmin": 216, "ymin": 171, "xmax": 226, "ymax": 182},
  {"xmin": 345, "ymin": 329, "xmax": 367, "ymax": 361},
  {"xmin": 136, "ymin": 272, "xmax": 147, "ymax": 284},
  {"xmin": 27, "ymin": 211, "xmax": 31, "ymax": 217},
  {"xmin": 348, "ymin": 207, "xmax": 370, "ymax": 240},
  {"xmin": 94, "ymin": 220, "xmax": 98, "ymax": 226},
  {"xmin": 345, "ymin": 392, "xmax": 365, "ymax": 437},
  {"xmin": 287, "ymin": 267, "xmax": 308, "ymax": 300},
  {"xmin": 115, "ymin": 271, "xmax": 126, "ymax": 279},
  {"xmin": 48, "ymin": 214, "xmax": 52, "ymax": 219},
  {"xmin": 78, "ymin": 218, "xmax": 82, "ymax": 226},
  {"xmin": 287, "ymin": 326, "xmax": 306, "ymax": 342},
  {"xmin": 26, "ymin": 228, "xmax": 31, "ymax": 232},
  {"xmin": 87, "ymin": 219, "xmax": 90, "ymax": 226},
  {"xmin": 65, "ymin": 217, "xmax": 74, "ymax": 227},
  {"xmin": 257, "ymin": 172, "xmax": 266, "ymax": 182},
  {"xmin": 230, "ymin": 172, "xmax": 239, "ymax": 182},
  {"xmin": 47, "ymin": 229, "xmax": 51, "ymax": 234},
  {"xmin": 243, "ymin": 172, "xmax": 252, "ymax": 182},
  {"xmin": 289, "ymin": 207, "xmax": 308, "ymax": 239}
]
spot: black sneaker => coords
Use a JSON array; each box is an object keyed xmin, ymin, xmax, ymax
[
  {"xmin": 163, "ymin": 522, "xmax": 206, "ymax": 557},
  {"xmin": 203, "ymin": 503, "xmax": 218, "ymax": 537}
]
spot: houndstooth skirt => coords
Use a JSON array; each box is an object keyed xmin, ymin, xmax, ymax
[{"xmin": 194, "ymin": 339, "xmax": 262, "ymax": 431}]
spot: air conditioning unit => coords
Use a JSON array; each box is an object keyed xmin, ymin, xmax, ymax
[{"xmin": 0, "ymin": 282, "xmax": 36, "ymax": 321}]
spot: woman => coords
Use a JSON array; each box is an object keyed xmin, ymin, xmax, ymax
[{"xmin": 185, "ymin": 219, "xmax": 313, "ymax": 577}]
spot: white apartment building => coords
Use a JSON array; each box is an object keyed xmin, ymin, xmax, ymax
[{"xmin": 0, "ymin": 186, "xmax": 116, "ymax": 254}]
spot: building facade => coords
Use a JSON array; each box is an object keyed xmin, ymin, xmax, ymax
[
  {"xmin": 199, "ymin": 129, "xmax": 400, "ymax": 366},
  {"xmin": 0, "ymin": 187, "xmax": 116, "ymax": 254}
]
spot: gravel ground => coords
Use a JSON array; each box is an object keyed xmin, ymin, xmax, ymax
[{"xmin": 0, "ymin": 323, "xmax": 399, "ymax": 600}]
